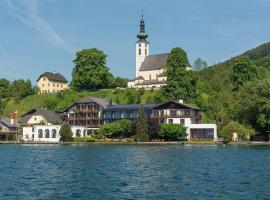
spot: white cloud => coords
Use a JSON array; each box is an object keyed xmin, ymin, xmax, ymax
[{"xmin": 5, "ymin": 0, "xmax": 74, "ymax": 54}]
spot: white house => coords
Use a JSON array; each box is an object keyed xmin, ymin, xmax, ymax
[{"xmin": 22, "ymin": 125, "xmax": 61, "ymax": 143}]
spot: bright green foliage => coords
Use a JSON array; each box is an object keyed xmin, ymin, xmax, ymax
[
  {"xmin": 230, "ymin": 56, "xmax": 258, "ymax": 91},
  {"xmin": 135, "ymin": 105, "xmax": 149, "ymax": 142},
  {"xmin": 112, "ymin": 77, "xmax": 129, "ymax": 88},
  {"xmin": 159, "ymin": 123, "xmax": 187, "ymax": 141},
  {"xmin": 193, "ymin": 58, "xmax": 208, "ymax": 71},
  {"xmin": 9, "ymin": 79, "xmax": 36, "ymax": 99},
  {"xmin": 221, "ymin": 121, "xmax": 256, "ymax": 141},
  {"xmin": 162, "ymin": 47, "xmax": 198, "ymax": 102},
  {"xmin": 98, "ymin": 119, "xmax": 133, "ymax": 138},
  {"xmin": 71, "ymin": 48, "xmax": 114, "ymax": 91},
  {"xmin": 0, "ymin": 78, "xmax": 10, "ymax": 98},
  {"xmin": 59, "ymin": 123, "xmax": 73, "ymax": 142},
  {"xmin": 235, "ymin": 80, "xmax": 270, "ymax": 133}
]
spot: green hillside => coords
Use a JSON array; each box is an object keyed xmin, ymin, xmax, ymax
[{"xmin": 3, "ymin": 89, "xmax": 158, "ymax": 118}]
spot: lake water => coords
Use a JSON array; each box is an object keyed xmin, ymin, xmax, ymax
[{"xmin": 0, "ymin": 144, "xmax": 269, "ymax": 200}]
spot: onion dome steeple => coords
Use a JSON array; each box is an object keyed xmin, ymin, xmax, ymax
[{"xmin": 137, "ymin": 14, "xmax": 148, "ymax": 42}]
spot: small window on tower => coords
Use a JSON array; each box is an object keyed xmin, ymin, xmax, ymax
[
  {"xmin": 139, "ymin": 49, "xmax": 141, "ymax": 55},
  {"xmin": 145, "ymin": 44, "xmax": 147, "ymax": 47},
  {"xmin": 139, "ymin": 44, "xmax": 141, "ymax": 47},
  {"xmin": 145, "ymin": 49, "xmax": 147, "ymax": 55}
]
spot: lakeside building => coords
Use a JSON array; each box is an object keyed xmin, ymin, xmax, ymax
[
  {"xmin": 0, "ymin": 117, "xmax": 19, "ymax": 141},
  {"xmin": 104, "ymin": 100, "xmax": 217, "ymax": 141},
  {"xmin": 20, "ymin": 97, "xmax": 217, "ymax": 142},
  {"xmin": 64, "ymin": 96, "xmax": 114, "ymax": 135},
  {"xmin": 103, "ymin": 104, "xmax": 156, "ymax": 123},
  {"xmin": 19, "ymin": 108, "xmax": 62, "ymax": 126},
  {"xmin": 127, "ymin": 15, "xmax": 191, "ymax": 90},
  {"xmin": 22, "ymin": 125, "xmax": 61, "ymax": 142},
  {"xmin": 37, "ymin": 72, "xmax": 68, "ymax": 94}
]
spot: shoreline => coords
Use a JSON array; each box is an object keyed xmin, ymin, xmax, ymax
[{"xmin": 1, "ymin": 141, "xmax": 270, "ymax": 146}]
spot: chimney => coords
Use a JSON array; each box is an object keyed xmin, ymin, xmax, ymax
[
  {"xmin": 109, "ymin": 100, "xmax": 113, "ymax": 106},
  {"xmin": 178, "ymin": 99, "xmax": 184, "ymax": 104}
]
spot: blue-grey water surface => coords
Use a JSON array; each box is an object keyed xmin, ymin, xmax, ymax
[{"xmin": 0, "ymin": 144, "xmax": 269, "ymax": 200}]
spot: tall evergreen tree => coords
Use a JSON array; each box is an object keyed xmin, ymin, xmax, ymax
[
  {"xmin": 162, "ymin": 47, "xmax": 198, "ymax": 102},
  {"xmin": 135, "ymin": 105, "xmax": 149, "ymax": 142}
]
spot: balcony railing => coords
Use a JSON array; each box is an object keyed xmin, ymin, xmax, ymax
[{"xmin": 151, "ymin": 114, "xmax": 200, "ymax": 119}]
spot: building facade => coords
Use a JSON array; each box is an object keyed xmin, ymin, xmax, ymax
[
  {"xmin": 103, "ymin": 104, "xmax": 156, "ymax": 123},
  {"xmin": 65, "ymin": 97, "xmax": 113, "ymax": 134},
  {"xmin": 22, "ymin": 125, "xmax": 61, "ymax": 143},
  {"xmin": 128, "ymin": 15, "xmax": 191, "ymax": 90},
  {"xmin": 19, "ymin": 108, "xmax": 62, "ymax": 125},
  {"xmin": 103, "ymin": 100, "xmax": 217, "ymax": 141},
  {"xmin": 37, "ymin": 72, "xmax": 68, "ymax": 94}
]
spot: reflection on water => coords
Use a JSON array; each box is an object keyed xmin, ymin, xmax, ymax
[{"xmin": 0, "ymin": 144, "xmax": 269, "ymax": 199}]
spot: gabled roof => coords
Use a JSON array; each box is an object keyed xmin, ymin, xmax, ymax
[
  {"xmin": 19, "ymin": 109, "xmax": 61, "ymax": 124},
  {"xmin": 153, "ymin": 101, "xmax": 202, "ymax": 111},
  {"xmin": 66, "ymin": 96, "xmax": 116, "ymax": 111},
  {"xmin": 140, "ymin": 53, "xmax": 169, "ymax": 71},
  {"xmin": 135, "ymin": 79, "xmax": 166, "ymax": 86},
  {"xmin": 129, "ymin": 76, "xmax": 145, "ymax": 82},
  {"xmin": 0, "ymin": 117, "xmax": 19, "ymax": 128},
  {"xmin": 37, "ymin": 72, "xmax": 68, "ymax": 83}
]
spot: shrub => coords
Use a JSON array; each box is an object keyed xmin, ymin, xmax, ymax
[
  {"xmin": 135, "ymin": 134, "xmax": 149, "ymax": 142},
  {"xmin": 159, "ymin": 123, "xmax": 187, "ymax": 141},
  {"xmin": 59, "ymin": 123, "xmax": 73, "ymax": 142},
  {"xmin": 221, "ymin": 121, "xmax": 256, "ymax": 142}
]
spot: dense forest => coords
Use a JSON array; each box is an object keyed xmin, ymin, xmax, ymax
[{"xmin": 1, "ymin": 42, "xmax": 270, "ymax": 139}]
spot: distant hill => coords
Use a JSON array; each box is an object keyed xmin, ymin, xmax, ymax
[{"xmin": 199, "ymin": 41, "xmax": 270, "ymax": 91}]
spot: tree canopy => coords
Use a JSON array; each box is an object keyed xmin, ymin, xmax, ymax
[
  {"xmin": 193, "ymin": 58, "xmax": 208, "ymax": 71},
  {"xmin": 59, "ymin": 123, "xmax": 73, "ymax": 142},
  {"xmin": 230, "ymin": 56, "xmax": 258, "ymax": 91},
  {"xmin": 162, "ymin": 47, "xmax": 198, "ymax": 102},
  {"xmin": 159, "ymin": 123, "xmax": 187, "ymax": 141},
  {"xmin": 71, "ymin": 48, "xmax": 114, "ymax": 91}
]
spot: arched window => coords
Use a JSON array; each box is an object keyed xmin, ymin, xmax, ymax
[
  {"xmin": 52, "ymin": 129, "xmax": 57, "ymax": 138},
  {"xmin": 45, "ymin": 129, "xmax": 50, "ymax": 138},
  {"xmin": 76, "ymin": 129, "xmax": 81, "ymax": 137},
  {"xmin": 38, "ymin": 129, "xmax": 43, "ymax": 138},
  {"xmin": 87, "ymin": 129, "xmax": 91, "ymax": 136},
  {"xmin": 139, "ymin": 49, "xmax": 141, "ymax": 55}
]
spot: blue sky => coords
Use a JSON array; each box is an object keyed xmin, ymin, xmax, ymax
[{"xmin": 0, "ymin": 0, "xmax": 270, "ymax": 83}]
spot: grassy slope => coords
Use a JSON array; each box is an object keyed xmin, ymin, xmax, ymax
[{"xmin": 3, "ymin": 89, "xmax": 158, "ymax": 118}]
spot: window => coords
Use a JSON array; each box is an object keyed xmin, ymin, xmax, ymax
[
  {"xmin": 57, "ymin": 84, "xmax": 59, "ymax": 87},
  {"xmin": 180, "ymin": 119, "xmax": 185, "ymax": 125},
  {"xmin": 52, "ymin": 129, "xmax": 57, "ymax": 138},
  {"xmin": 139, "ymin": 49, "xmax": 141, "ymax": 55},
  {"xmin": 53, "ymin": 84, "xmax": 55, "ymax": 87},
  {"xmin": 45, "ymin": 129, "xmax": 50, "ymax": 138},
  {"xmin": 42, "ymin": 84, "xmax": 44, "ymax": 87},
  {"xmin": 76, "ymin": 129, "xmax": 81, "ymax": 137},
  {"xmin": 38, "ymin": 129, "xmax": 43, "ymax": 138},
  {"xmin": 149, "ymin": 74, "xmax": 151, "ymax": 80},
  {"xmin": 139, "ymin": 44, "xmax": 141, "ymax": 47},
  {"xmin": 168, "ymin": 119, "xmax": 173, "ymax": 124},
  {"xmin": 145, "ymin": 49, "xmax": 147, "ymax": 55},
  {"xmin": 43, "ymin": 77, "xmax": 46, "ymax": 81},
  {"xmin": 61, "ymin": 84, "xmax": 63, "ymax": 88}
]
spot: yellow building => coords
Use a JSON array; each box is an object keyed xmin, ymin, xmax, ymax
[{"xmin": 37, "ymin": 72, "xmax": 68, "ymax": 94}]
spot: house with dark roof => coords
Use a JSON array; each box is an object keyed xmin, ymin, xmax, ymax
[
  {"xmin": 128, "ymin": 15, "xmax": 191, "ymax": 89},
  {"xmin": 64, "ymin": 96, "xmax": 115, "ymax": 136},
  {"xmin": 0, "ymin": 117, "xmax": 19, "ymax": 133},
  {"xmin": 19, "ymin": 108, "xmax": 62, "ymax": 125},
  {"xmin": 37, "ymin": 71, "xmax": 68, "ymax": 94}
]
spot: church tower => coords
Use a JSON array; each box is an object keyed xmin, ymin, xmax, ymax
[{"xmin": 136, "ymin": 14, "xmax": 149, "ymax": 78}]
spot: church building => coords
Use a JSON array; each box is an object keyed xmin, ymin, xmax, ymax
[{"xmin": 128, "ymin": 15, "xmax": 168, "ymax": 89}]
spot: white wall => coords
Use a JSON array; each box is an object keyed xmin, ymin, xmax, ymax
[
  {"xmin": 71, "ymin": 126, "xmax": 99, "ymax": 137},
  {"xmin": 136, "ymin": 41, "xmax": 149, "ymax": 77},
  {"xmin": 22, "ymin": 125, "xmax": 61, "ymax": 143},
  {"xmin": 27, "ymin": 115, "xmax": 47, "ymax": 125}
]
